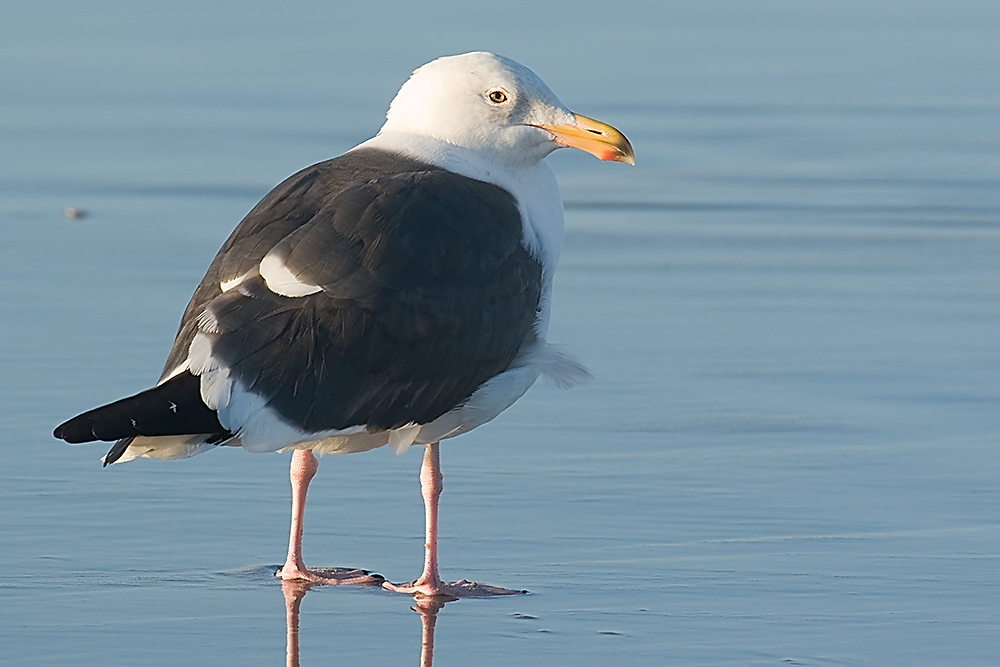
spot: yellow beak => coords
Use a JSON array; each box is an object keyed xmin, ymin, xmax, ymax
[{"xmin": 534, "ymin": 113, "xmax": 635, "ymax": 165}]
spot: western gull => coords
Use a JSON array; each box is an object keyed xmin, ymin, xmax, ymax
[{"xmin": 53, "ymin": 51, "xmax": 634, "ymax": 598}]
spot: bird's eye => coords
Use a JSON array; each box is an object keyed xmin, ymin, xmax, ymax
[{"xmin": 486, "ymin": 89, "xmax": 509, "ymax": 104}]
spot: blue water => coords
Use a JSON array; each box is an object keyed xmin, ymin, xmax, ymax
[{"xmin": 3, "ymin": 1, "xmax": 999, "ymax": 665}]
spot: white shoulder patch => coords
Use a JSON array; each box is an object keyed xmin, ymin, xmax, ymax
[
  {"xmin": 259, "ymin": 253, "xmax": 322, "ymax": 297},
  {"xmin": 220, "ymin": 271, "xmax": 253, "ymax": 293}
]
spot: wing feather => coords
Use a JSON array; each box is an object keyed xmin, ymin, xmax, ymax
[{"xmin": 175, "ymin": 152, "xmax": 541, "ymax": 437}]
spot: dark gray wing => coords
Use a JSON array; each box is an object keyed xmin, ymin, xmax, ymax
[
  {"xmin": 161, "ymin": 148, "xmax": 440, "ymax": 379},
  {"xmin": 177, "ymin": 157, "xmax": 542, "ymax": 434}
]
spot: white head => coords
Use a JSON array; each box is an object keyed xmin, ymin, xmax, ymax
[{"xmin": 379, "ymin": 52, "xmax": 633, "ymax": 169}]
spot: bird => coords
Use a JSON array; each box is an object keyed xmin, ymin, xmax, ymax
[{"xmin": 53, "ymin": 51, "xmax": 633, "ymax": 598}]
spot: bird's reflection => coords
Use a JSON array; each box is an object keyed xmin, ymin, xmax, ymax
[
  {"xmin": 412, "ymin": 596, "xmax": 447, "ymax": 667},
  {"xmin": 281, "ymin": 580, "xmax": 307, "ymax": 667},
  {"xmin": 281, "ymin": 580, "xmax": 449, "ymax": 667}
]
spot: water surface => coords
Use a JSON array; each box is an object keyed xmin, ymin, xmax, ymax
[{"xmin": 3, "ymin": 1, "xmax": 999, "ymax": 665}]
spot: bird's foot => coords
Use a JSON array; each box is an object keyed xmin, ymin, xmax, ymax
[
  {"xmin": 276, "ymin": 565, "xmax": 384, "ymax": 586},
  {"xmin": 382, "ymin": 578, "xmax": 526, "ymax": 599}
]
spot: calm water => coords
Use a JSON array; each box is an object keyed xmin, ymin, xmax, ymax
[{"xmin": 3, "ymin": 1, "xmax": 1000, "ymax": 665}]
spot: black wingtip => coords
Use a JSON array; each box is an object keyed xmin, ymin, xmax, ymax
[
  {"xmin": 103, "ymin": 437, "xmax": 135, "ymax": 467},
  {"xmin": 53, "ymin": 417, "xmax": 95, "ymax": 444},
  {"xmin": 53, "ymin": 371, "xmax": 228, "ymax": 452}
]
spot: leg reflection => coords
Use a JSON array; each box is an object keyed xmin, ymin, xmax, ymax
[
  {"xmin": 281, "ymin": 579, "xmax": 453, "ymax": 667},
  {"xmin": 281, "ymin": 579, "xmax": 311, "ymax": 667},
  {"xmin": 413, "ymin": 597, "xmax": 448, "ymax": 667}
]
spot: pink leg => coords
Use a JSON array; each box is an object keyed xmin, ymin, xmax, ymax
[
  {"xmin": 276, "ymin": 449, "xmax": 381, "ymax": 585},
  {"xmin": 407, "ymin": 441, "xmax": 445, "ymax": 592},
  {"xmin": 383, "ymin": 442, "xmax": 526, "ymax": 598}
]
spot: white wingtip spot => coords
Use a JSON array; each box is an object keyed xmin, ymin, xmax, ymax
[{"xmin": 259, "ymin": 253, "xmax": 322, "ymax": 297}]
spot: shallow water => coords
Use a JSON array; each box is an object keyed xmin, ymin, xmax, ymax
[{"xmin": 3, "ymin": 1, "xmax": 1000, "ymax": 665}]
